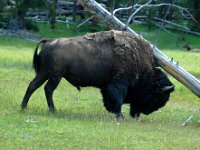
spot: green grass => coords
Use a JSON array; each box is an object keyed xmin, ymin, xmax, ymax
[{"xmin": 0, "ymin": 24, "xmax": 200, "ymax": 150}]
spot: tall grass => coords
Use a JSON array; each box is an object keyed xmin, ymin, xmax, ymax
[{"xmin": 0, "ymin": 24, "xmax": 200, "ymax": 149}]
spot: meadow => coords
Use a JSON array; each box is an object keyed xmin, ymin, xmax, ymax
[{"xmin": 0, "ymin": 24, "xmax": 200, "ymax": 150}]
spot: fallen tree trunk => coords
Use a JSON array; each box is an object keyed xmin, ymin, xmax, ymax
[
  {"xmin": 153, "ymin": 17, "xmax": 200, "ymax": 36},
  {"xmin": 26, "ymin": 10, "xmax": 85, "ymax": 17},
  {"xmin": 77, "ymin": 0, "xmax": 200, "ymax": 98}
]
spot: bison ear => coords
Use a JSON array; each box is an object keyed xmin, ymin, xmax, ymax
[{"xmin": 161, "ymin": 85, "xmax": 175, "ymax": 93}]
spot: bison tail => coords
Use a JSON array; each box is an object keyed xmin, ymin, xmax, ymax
[{"xmin": 33, "ymin": 39, "xmax": 47, "ymax": 74}]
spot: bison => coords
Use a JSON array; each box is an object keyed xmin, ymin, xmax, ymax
[{"xmin": 21, "ymin": 30, "xmax": 174, "ymax": 120}]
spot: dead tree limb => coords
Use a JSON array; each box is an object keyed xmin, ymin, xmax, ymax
[
  {"xmin": 153, "ymin": 17, "xmax": 200, "ymax": 36},
  {"xmin": 134, "ymin": 3, "xmax": 196, "ymax": 22},
  {"xmin": 113, "ymin": 2, "xmax": 196, "ymax": 28},
  {"xmin": 77, "ymin": 0, "xmax": 200, "ymax": 98},
  {"xmin": 182, "ymin": 115, "xmax": 193, "ymax": 127},
  {"xmin": 126, "ymin": 0, "xmax": 152, "ymax": 27},
  {"xmin": 124, "ymin": 15, "xmax": 200, "ymax": 36},
  {"xmin": 113, "ymin": 6, "xmax": 133, "ymax": 16},
  {"xmin": 76, "ymin": 16, "xmax": 94, "ymax": 28},
  {"xmin": 113, "ymin": 3, "xmax": 195, "ymax": 22}
]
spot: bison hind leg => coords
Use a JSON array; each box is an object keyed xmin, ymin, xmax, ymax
[
  {"xmin": 44, "ymin": 75, "xmax": 62, "ymax": 112},
  {"xmin": 21, "ymin": 72, "xmax": 47, "ymax": 109}
]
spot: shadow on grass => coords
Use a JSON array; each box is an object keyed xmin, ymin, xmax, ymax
[
  {"xmin": 19, "ymin": 107, "xmax": 115, "ymax": 122},
  {"xmin": 18, "ymin": 107, "xmax": 200, "ymax": 128},
  {"xmin": 18, "ymin": 109, "xmax": 200, "ymax": 129},
  {"xmin": 17, "ymin": 90, "xmax": 200, "ymax": 126}
]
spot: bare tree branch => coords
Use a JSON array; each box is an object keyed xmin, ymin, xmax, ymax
[
  {"xmin": 47, "ymin": 0, "xmax": 53, "ymax": 4},
  {"xmin": 156, "ymin": 24, "xmax": 176, "ymax": 36},
  {"xmin": 129, "ymin": 16, "xmax": 200, "ymax": 36},
  {"xmin": 76, "ymin": 16, "xmax": 94, "ymax": 28},
  {"xmin": 113, "ymin": 6, "xmax": 133, "ymax": 16},
  {"xmin": 154, "ymin": 17, "xmax": 189, "ymax": 30},
  {"xmin": 116, "ymin": 1, "xmax": 199, "ymax": 36},
  {"xmin": 134, "ymin": 3, "xmax": 196, "ymax": 22},
  {"xmin": 182, "ymin": 115, "xmax": 193, "ymax": 127},
  {"xmin": 113, "ymin": 2, "xmax": 196, "ymax": 24},
  {"xmin": 126, "ymin": 0, "xmax": 152, "ymax": 27}
]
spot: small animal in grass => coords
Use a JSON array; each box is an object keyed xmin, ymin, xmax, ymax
[
  {"xmin": 21, "ymin": 30, "xmax": 174, "ymax": 121},
  {"xmin": 183, "ymin": 43, "xmax": 200, "ymax": 53}
]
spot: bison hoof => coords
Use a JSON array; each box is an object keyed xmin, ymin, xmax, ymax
[
  {"xmin": 116, "ymin": 113, "xmax": 124, "ymax": 122},
  {"xmin": 131, "ymin": 112, "xmax": 140, "ymax": 119},
  {"xmin": 132, "ymin": 113, "xmax": 142, "ymax": 121},
  {"xmin": 21, "ymin": 104, "xmax": 27, "ymax": 110},
  {"xmin": 133, "ymin": 116, "xmax": 140, "ymax": 121},
  {"xmin": 49, "ymin": 107, "xmax": 56, "ymax": 113}
]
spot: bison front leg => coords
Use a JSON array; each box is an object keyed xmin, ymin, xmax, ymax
[
  {"xmin": 101, "ymin": 83, "xmax": 127, "ymax": 121},
  {"xmin": 130, "ymin": 103, "xmax": 141, "ymax": 119},
  {"xmin": 44, "ymin": 76, "xmax": 62, "ymax": 112}
]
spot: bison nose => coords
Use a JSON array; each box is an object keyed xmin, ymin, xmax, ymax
[{"xmin": 161, "ymin": 85, "xmax": 175, "ymax": 93}]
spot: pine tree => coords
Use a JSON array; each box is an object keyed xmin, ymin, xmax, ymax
[
  {"xmin": 46, "ymin": 0, "xmax": 58, "ymax": 31},
  {"xmin": 7, "ymin": 0, "xmax": 46, "ymax": 30},
  {"xmin": 188, "ymin": 0, "xmax": 200, "ymax": 31}
]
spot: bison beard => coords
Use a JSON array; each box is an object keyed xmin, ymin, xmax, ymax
[{"xmin": 21, "ymin": 30, "xmax": 174, "ymax": 120}]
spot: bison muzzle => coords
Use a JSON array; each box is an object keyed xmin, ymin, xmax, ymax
[{"xmin": 21, "ymin": 30, "xmax": 174, "ymax": 120}]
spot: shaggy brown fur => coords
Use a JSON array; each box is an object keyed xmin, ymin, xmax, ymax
[{"xmin": 84, "ymin": 30, "xmax": 155, "ymax": 79}]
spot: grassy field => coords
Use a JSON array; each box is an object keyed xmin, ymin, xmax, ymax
[{"xmin": 0, "ymin": 24, "xmax": 200, "ymax": 150}]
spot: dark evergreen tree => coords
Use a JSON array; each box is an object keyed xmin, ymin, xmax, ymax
[
  {"xmin": 46, "ymin": 0, "xmax": 58, "ymax": 31},
  {"xmin": 6, "ymin": 0, "xmax": 46, "ymax": 30},
  {"xmin": 188, "ymin": 0, "xmax": 200, "ymax": 32}
]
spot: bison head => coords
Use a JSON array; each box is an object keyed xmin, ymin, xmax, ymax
[{"xmin": 125, "ymin": 68, "xmax": 174, "ymax": 118}]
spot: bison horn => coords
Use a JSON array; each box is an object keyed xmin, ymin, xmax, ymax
[{"xmin": 161, "ymin": 85, "xmax": 175, "ymax": 92}]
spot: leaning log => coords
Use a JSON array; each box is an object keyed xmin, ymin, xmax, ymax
[{"xmin": 77, "ymin": 0, "xmax": 200, "ymax": 98}]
